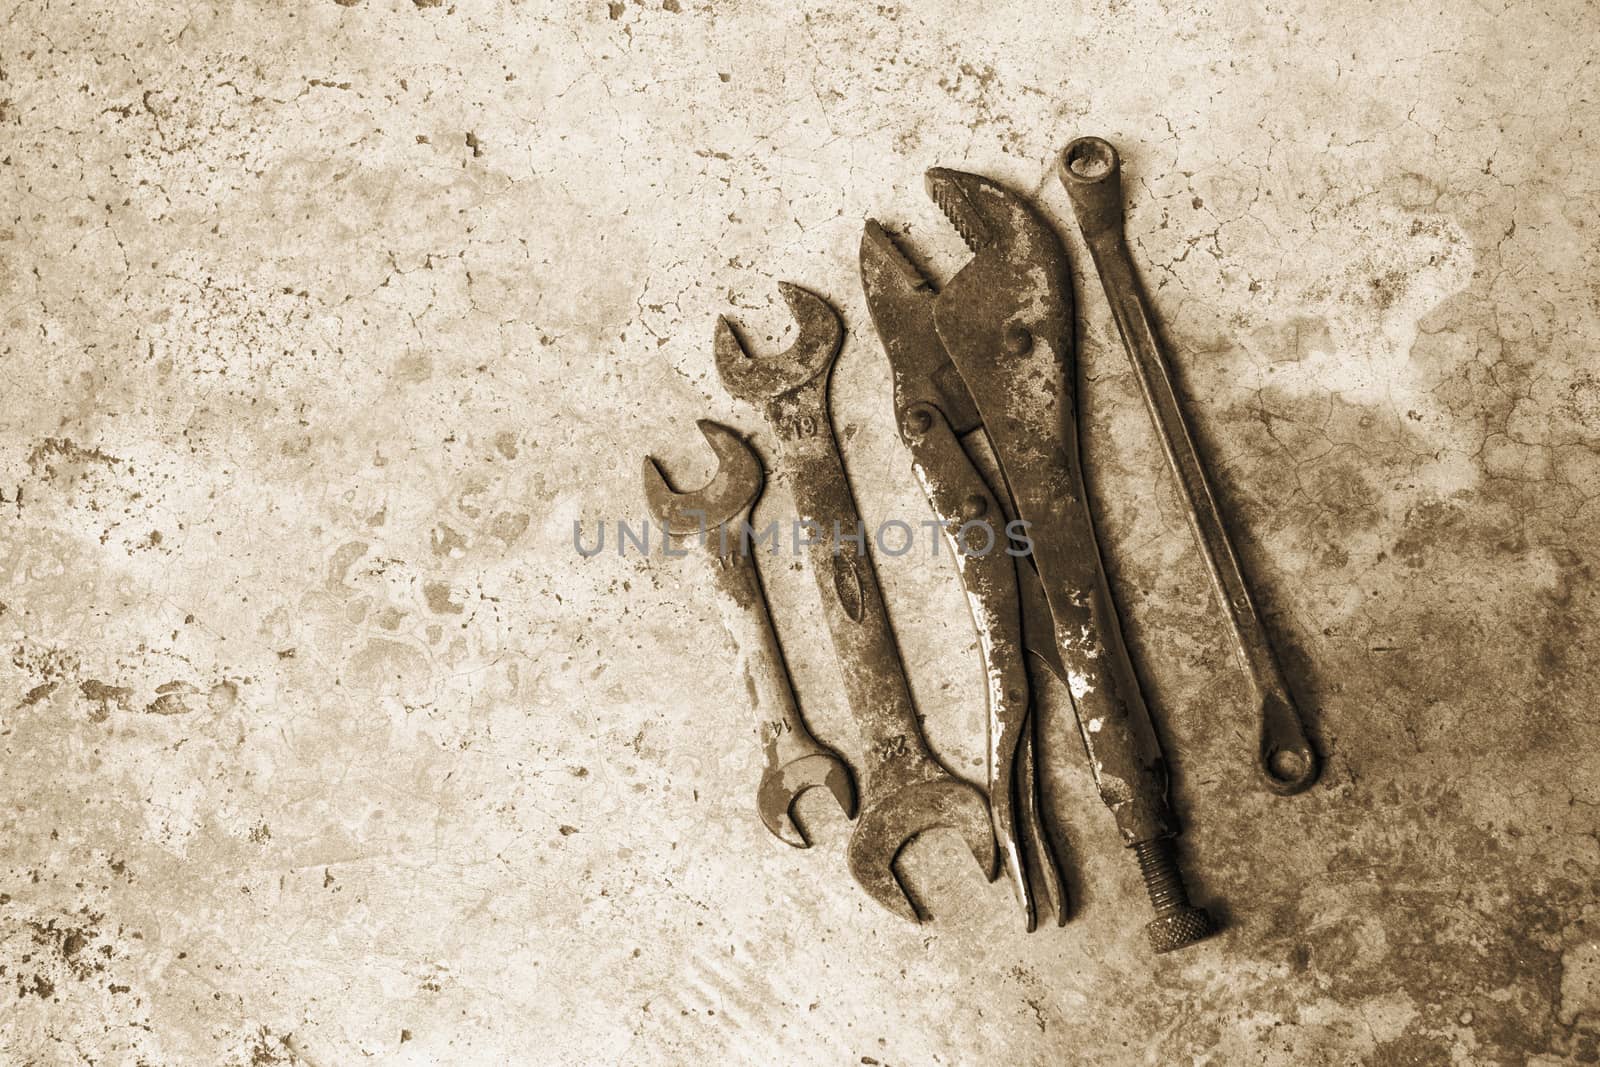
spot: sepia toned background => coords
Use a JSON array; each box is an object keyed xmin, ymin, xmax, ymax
[{"xmin": 3, "ymin": 1, "xmax": 1598, "ymax": 1062}]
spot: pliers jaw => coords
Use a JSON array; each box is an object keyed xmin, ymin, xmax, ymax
[
  {"xmin": 922, "ymin": 168, "xmax": 1075, "ymax": 398},
  {"xmin": 862, "ymin": 169, "xmax": 1076, "ymax": 439},
  {"xmin": 858, "ymin": 219, "xmax": 982, "ymax": 439},
  {"xmin": 858, "ymin": 180, "xmax": 1076, "ymax": 930}
]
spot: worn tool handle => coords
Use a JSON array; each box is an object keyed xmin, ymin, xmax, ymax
[
  {"xmin": 900, "ymin": 401, "xmax": 1035, "ymax": 917},
  {"xmin": 1059, "ymin": 135, "xmax": 1319, "ymax": 796},
  {"xmin": 1011, "ymin": 405, "xmax": 1180, "ymax": 845},
  {"xmin": 932, "ymin": 258, "xmax": 1178, "ymax": 845},
  {"xmin": 764, "ymin": 378, "xmax": 936, "ymax": 801},
  {"xmin": 701, "ymin": 538, "xmax": 821, "ymax": 764}
]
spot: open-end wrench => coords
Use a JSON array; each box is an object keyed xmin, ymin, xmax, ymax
[
  {"xmin": 714, "ymin": 283, "xmax": 996, "ymax": 922},
  {"xmin": 643, "ymin": 419, "xmax": 856, "ymax": 847},
  {"xmin": 1059, "ymin": 136, "xmax": 1319, "ymax": 796}
]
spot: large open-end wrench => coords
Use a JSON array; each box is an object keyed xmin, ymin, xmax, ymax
[
  {"xmin": 714, "ymin": 284, "xmax": 996, "ymax": 922},
  {"xmin": 1059, "ymin": 136, "xmax": 1319, "ymax": 796},
  {"xmin": 643, "ymin": 419, "xmax": 856, "ymax": 847}
]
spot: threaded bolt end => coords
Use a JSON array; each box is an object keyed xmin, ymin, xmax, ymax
[
  {"xmin": 1132, "ymin": 838, "xmax": 1215, "ymax": 953},
  {"xmin": 1134, "ymin": 838, "xmax": 1191, "ymax": 911}
]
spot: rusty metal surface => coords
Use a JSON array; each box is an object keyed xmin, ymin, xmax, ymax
[
  {"xmin": 1060, "ymin": 135, "xmax": 1320, "ymax": 797},
  {"xmin": 6, "ymin": 2, "xmax": 1600, "ymax": 1059},
  {"xmin": 861, "ymin": 221, "xmax": 1067, "ymax": 931},
  {"xmin": 714, "ymin": 283, "xmax": 997, "ymax": 922},
  {"xmin": 863, "ymin": 167, "xmax": 1214, "ymax": 950},
  {"xmin": 642, "ymin": 420, "xmax": 855, "ymax": 847},
  {"xmin": 925, "ymin": 168, "xmax": 1176, "ymax": 843}
]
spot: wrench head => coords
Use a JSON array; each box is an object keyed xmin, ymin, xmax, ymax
[
  {"xmin": 713, "ymin": 282, "xmax": 843, "ymax": 405},
  {"xmin": 1057, "ymin": 136, "xmax": 1127, "ymax": 243},
  {"xmin": 846, "ymin": 779, "xmax": 998, "ymax": 922},
  {"xmin": 757, "ymin": 752, "xmax": 857, "ymax": 848},
  {"xmin": 641, "ymin": 420, "xmax": 763, "ymax": 536}
]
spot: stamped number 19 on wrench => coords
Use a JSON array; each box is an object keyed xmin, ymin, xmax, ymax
[{"xmin": 715, "ymin": 283, "xmax": 996, "ymax": 922}]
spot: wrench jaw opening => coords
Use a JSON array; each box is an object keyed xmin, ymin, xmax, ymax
[
  {"xmin": 641, "ymin": 420, "xmax": 763, "ymax": 536},
  {"xmin": 845, "ymin": 779, "xmax": 999, "ymax": 923},
  {"xmin": 713, "ymin": 283, "xmax": 843, "ymax": 406},
  {"xmin": 757, "ymin": 753, "xmax": 858, "ymax": 849}
]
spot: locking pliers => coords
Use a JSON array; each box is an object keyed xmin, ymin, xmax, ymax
[{"xmin": 860, "ymin": 169, "xmax": 1213, "ymax": 950}]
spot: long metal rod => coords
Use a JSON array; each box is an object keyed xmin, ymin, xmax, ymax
[{"xmin": 1059, "ymin": 136, "xmax": 1319, "ymax": 796}]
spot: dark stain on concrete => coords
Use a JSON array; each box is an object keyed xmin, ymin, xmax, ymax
[{"xmin": 79, "ymin": 679, "xmax": 133, "ymax": 721}]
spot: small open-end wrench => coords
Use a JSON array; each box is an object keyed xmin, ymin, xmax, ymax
[
  {"xmin": 1058, "ymin": 136, "xmax": 1319, "ymax": 796},
  {"xmin": 643, "ymin": 419, "xmax": 856, "ymax": 847},
  {"xmin": 714, "ymin": 283, "xmax": 996, "ymax": 922}
]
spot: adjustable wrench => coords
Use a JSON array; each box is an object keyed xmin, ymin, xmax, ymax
[
  {"xmin": 1059, "ymin": 136, "xmax": 1319, "ymax": 796},
  {"xmin": 643, "ymin": 419, "xmax": 856, "ymax": 847},
  {"xmin": 714, "ymin": 283, "xmax": 996, "ymax": 922}
]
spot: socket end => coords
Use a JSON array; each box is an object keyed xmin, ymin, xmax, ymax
[
  {"xmin": 1059, "ymin": 136, "xmax": 1119, "ymax": 184},
  {"xmin": 1058, "ymin": 136, "xmax": 1126, "ymax": 240}
]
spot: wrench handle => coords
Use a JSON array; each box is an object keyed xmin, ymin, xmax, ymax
[
  {"xmin": 900, "ymin": 402, "xmax": 1030, "ymax": 897},
  {"xmin": 764, "ymin": 379, "xmax": 935, "ymax": 799},
  {"xmin": 702, "ymin": 535, "xmax": 823, "ymax": 765},
  {"xmin": 1060, "ymin": 136, "xmax": 1318, "ymax": 795}
]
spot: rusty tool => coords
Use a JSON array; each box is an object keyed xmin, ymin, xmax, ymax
[
  {"xmin": 861, "ymin": 222, "xmax": 1067, "ymax": 932},
  {"xmin": 861, "ymin": 169, "xmax": 1214, "ymax": 952},
  {"xmin": 1058, "ymin": 136, "xmax": 1319, "ymax": 797},
  {"xmin": 643, "ymin": 419, "xmax": 856, "ymax": 847},
  {"xmin": 714, "ymin": 283, "xmax": 996, "ymax": 922}
]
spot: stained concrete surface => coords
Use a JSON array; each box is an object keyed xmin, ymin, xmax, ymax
[{"xmin": 1, "ymin": 0, "xmax": 1599, "ymax": 1063}]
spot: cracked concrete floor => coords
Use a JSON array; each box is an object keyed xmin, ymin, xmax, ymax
[{"xmin": 2, "ymin": 0, "xmax": 1599, "ymax": 1063}]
